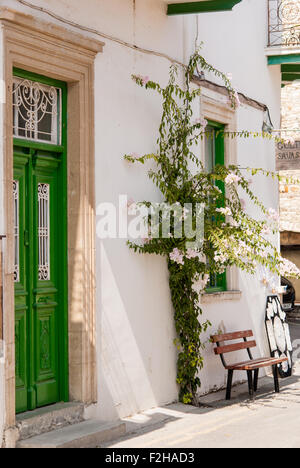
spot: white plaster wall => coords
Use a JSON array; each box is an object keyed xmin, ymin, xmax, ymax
[
  {"xmin": 200, "ymin": 102, "xmax": 280, "ymax": 394},
  {"xmin": 0, "ymin": 0, "xmax": 281, "ymax": 422}
]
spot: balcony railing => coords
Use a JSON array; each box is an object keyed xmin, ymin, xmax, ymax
[{"xmin": 268, "ymin": 0, "xmax": 300, "ymax": 48}]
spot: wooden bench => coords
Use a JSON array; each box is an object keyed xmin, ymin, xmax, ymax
[{"xmin": 212, "ymin": 330, "xmax": 288, "ymax": 400}]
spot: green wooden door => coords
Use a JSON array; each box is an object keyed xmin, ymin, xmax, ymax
[{"xmin": 13, "ymin": 70, "xmax": 68, "ymax": 414}]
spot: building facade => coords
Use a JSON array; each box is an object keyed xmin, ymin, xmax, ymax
[
  {"xmin": 0, "ymin": 0, "xmax": 284, "ymax": 447},
  {"xmin": 280, "ymin": 82, "xmax": 300, "ymax": 301}
]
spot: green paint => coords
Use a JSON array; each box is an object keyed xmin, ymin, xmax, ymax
[
  {"xmin": 14, "ymin": 70, "xmax": 68, "ymax": 414},
  {"xmin": 205, "ymin": 122, "xmax": 227, "ymax": 293},
  {"xmin": 282, "ymin": 73, "xmax": 300, "ymax": 82},
  {"xmin": 268, "ymin": 54, "xmax": 300, "ymax": 66},
  {"xmin": 281, "ymin": 64, "xmax": 300, "ymax": 73},
  {"xmin": 167, "ymin": 0, "xmax": 242, "ymax": 15}
]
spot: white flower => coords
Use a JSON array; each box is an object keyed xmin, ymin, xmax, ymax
[
  {"xmin": 229, "ymin": 218, "xmax": 240, "ymax": 228},
  {"xmin": 169, "ymin": 248, "xmax": 185, "ymax": 266},
  {"xmin": 192, "ymin": 273, "xmax": 210, "ymax": 294},
  {"xmin": 186, "ymin": 249, "xmax": 199, "ymax": 259},
  {"xmin": 216, "ymin": 207, "xmax": 232, "ymax": 217},
  {"xmin": 225, "ymin": 173, "xmax": 241, "ymax": 185},
  {"xmin": 261, "ymin": 225, "xmax": 271, "ymax": 236},
  {"xmin": 280, "ymin": 257, "xmax": 300, "ymax": 278},
  {"xmin": 260, "ymin": 251, "xmax": 268, "ymax": 258},
  {"xmin": 214, "ymin": 252, "xmax": 229, "ymax": 264},
  {"xmin": 240, "ymin": 199, "xmax": 246, "ymax": 210},
  {"xmin": 267, "ymin": 208, "xmax": 280, "ymax": 223}
]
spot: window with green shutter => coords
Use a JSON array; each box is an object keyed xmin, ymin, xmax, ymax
[{"xmin": 205, "ymin": 121, "xmax": 227, "ymax": 293}]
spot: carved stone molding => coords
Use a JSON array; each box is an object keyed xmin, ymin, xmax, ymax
[{"xmin": 0, "ymin": 8, "xmax": 103, "ymax": 432}]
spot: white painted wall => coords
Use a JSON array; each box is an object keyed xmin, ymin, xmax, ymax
[{"xmin": 0, "ymin": 0, "xmax": 281, "ymax": 424}]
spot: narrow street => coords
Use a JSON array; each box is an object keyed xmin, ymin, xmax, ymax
[{"xmin": 103, "ymin": 320, "xmax": 300, "ymax": 449}]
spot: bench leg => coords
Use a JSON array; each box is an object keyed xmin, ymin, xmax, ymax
[
  {"xmin": 254, "ymin": 369, "xmax": 259, "ymax": 392},
  {"xmin": 247, "ymin": 370, "xmax": 254, "ymax": 399},
  {"xmin": 226, "ymin": 370, "xmax": 234, "ymax": 400},
  {"xmin": 272, "ymin": 365, "xmax": 280, "ymax": 393}
]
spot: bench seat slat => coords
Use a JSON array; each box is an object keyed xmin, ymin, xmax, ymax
[
  {"xmin": 214, "ymin": 340, "xmax": 256, "ymax": 355},
  {"xmin": 226, "ymin": 357, "xmax": 288, "ymax": 371},
  {"xmin": 211, "ymin": 330, "xmax": 253, "ymax": 343}
]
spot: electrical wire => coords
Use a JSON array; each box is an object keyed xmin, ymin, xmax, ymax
[
  {"xmin": 16, "ymin": 0, "xmax": 291, "ymax": 134},
  {"xmin": 15, "ymin": 0, "xmax": 186, "ymax": 67}
]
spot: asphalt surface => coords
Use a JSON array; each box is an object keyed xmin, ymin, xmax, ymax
[{"xmin": 103, "ymin": 320, "xmax": 300, "ymax": 449}]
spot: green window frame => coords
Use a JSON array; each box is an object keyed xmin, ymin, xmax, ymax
[{"xmin": 205, "ymin": 120, "xmax": 227, "ymax": 294}]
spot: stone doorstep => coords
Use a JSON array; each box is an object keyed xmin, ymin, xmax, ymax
[
  {"xmin": 17, "ymin": 420, "xmax": 126, "ymax": 449},
  {"xmin": 16, "ymin": 402, "xmax": 85, "ymax": 441}
]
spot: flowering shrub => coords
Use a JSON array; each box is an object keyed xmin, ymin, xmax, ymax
[{"xmin": 124, "ymin": 51, "xmax": 300, "ymax": 405}]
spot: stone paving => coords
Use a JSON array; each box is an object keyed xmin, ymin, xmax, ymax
[{"xmin": 102, "ymin": 321, "xmax": 300, "ymax": 448}]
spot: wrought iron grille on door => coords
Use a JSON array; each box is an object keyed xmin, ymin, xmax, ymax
[
  {"xmin": 13, "ymin": 77, "xmax": 62, "ymax": 145},
  {"xmin": 268, "ymin": 0, "xmax": 300, "ymax": 47}
]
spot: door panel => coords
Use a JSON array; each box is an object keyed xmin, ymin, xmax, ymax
[
  {"xmin": 14, "ymin": 149, "xmax": 30, "ymax": 413},
  {"xmin": 14, "ymin": 146, "xmax": 65, "ymax": 413},
  {"xmin": 13, "ymin": 70, "xmax": 68, "ymax": 415}
]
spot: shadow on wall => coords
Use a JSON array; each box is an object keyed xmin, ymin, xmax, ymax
[{"xmin": 96, "ymin": 239, "xmax": 178, "ymax": 422}]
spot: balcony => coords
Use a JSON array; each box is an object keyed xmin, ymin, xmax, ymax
[
  {"xmin": 268, "ymin": 0, "xmax": 300, "ymax": 48},
  {"xmin": 266, "ymin": 1, "xmax": 300, "ymax": 81}
]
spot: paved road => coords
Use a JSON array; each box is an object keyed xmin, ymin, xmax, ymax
[
  {"xmin": 104, "ymin": 321, "xmax": 300, "ymax": 449},
  {"xmin": 290, "ymin": 320, "xmax": 300, "ymax": 344}
]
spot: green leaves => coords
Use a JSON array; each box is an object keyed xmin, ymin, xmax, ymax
[{"xmin": 124, "ymin": 50, "xmax": 300, "ymax": 405}]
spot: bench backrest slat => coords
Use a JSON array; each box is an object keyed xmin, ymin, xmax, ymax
[
  {"xmin": 212, "ymin": 330, "xmax": 253, "ymax": 343},
  {"xmin": 214, "ymin": 340, "xmax": 256, "ymax": 355}
]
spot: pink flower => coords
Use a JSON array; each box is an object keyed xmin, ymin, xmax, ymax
[
  {"xmin": 131, "ymin": 153, "xmax": 140, "ymax": 160},
  {"xmin": 261, "ymin": 225, "xmax": 271, "ymax": 236},
  {"xmin": 141, "ymin": 76, "xmax": 150, "ymax": 86},
  {"xmin": 240, "ymin": 199, "xmax": 246, "ymax": 210},
  {"xmin": 186, "ymin": 249, "xmax": 198, "ymax": 259},
  {"xmin": 170, "ymin": 248, "xmax": 185, "ymax": 265},
  {"xmin": 225, "ymin": 173, "xmax": 240, "ymax": 185},
  {"xmin": 267, "ymin": 208, "xmax": 280, "ymax": 223},
  {"xmin": 192, "ymin": 273, "xmax": 210, "ymax": 294},
  {"xmin": 280, "ymin": 257, "xmax": 300, "ymax": 277}
]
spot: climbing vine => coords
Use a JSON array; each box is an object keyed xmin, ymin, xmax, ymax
[{"xmin": 124, "ymin": 50, "xmax": 300, "ymax": 405}]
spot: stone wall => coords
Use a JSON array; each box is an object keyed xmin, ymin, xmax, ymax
[
  {"xmin": 280, "ymin": 83, "xmax": 300, "ymax": 301},
  {"xmin": 280, "ymin": 82, "xmax": 300, "ymax": 233}
]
